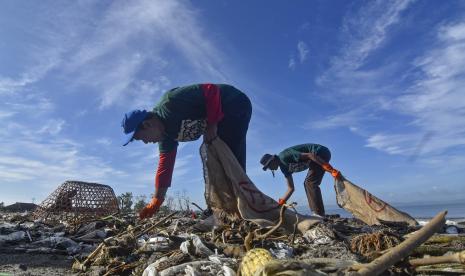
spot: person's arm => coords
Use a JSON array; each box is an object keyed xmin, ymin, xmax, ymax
[
  {"xmin": 300, "ymin": 153, "xmax": 341, "ymax": 179},
  {"xmin": 155, "ymin": 149, "xmax": 177, "ymax": 196},
  {"xmin": 139, "ymin": 149, "xmax": 177, "ymax": 219},
  {"xmin": 279, "ymin": 175, "xmax": 295, "ymax": 204},
  {"xmin": 201, "ymin": 84, "xmax": 224, "ymax": 142}
]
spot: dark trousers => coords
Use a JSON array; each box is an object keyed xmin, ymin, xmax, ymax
[
  {"xmin": 303, "ymin": 147, "xmax": 331, "ymax": 216},
  {"xmin": 217, "ymin": 94, "xmax": 252, "ymax": 171}
]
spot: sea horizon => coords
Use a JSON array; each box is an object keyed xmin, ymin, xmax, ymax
[{"xmin": 299, "ymin": 201, "xmax": 465, "ymax": 220}]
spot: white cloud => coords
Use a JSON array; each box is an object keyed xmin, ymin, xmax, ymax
[
  {"xmin": 125, "ymin": 148, "xmax": 196, "ymax": 190},
  {"xmin": 309, "ymin": 1, "xmax": 465, "ymax": 171},
  {"xmin": 0, "ymin": 135, "xmax": 126, "ymax": 189},
  {"xmin": 129, "ymin": 77, "xmax": 171, "ymax": 110},
  {"xmin": 0, "ymin": 106, "xmax": 126, "ymax": 200},
  {"xmin": 360, "ymin": 21, "xmax": 465, "ymax": 158},
  {"xmin": 37, "ymin": 119, "xmax": 65, "ymax": 136},
  {"xmin": 336, "ymin": 0, "xmax": 413, "ymax": 70},
  {"xmin": 64, "ymin": 0, "xmax": 229, "ymax": 108},
  {"xmin": 1, "ymin": 0, "xmax": 231, "ymax": 109},
  {"xmin": 0, "ymin": 110, "xmax": 16, "ymax": 119},
  {"xmin": 316, "ymin": 0, "xmax": 413, "ymax": 93},
  {"xmin": 288, "ymin": 56, "xmax": 296, "ymax": 70},
  {"xmin": 440, "ymin": 22, "xmax": 465, "ymax": 41},
  {"xmin": 331, "ymin": 18, "xmax": 465, "ymax": 168},
  {"xmin": 365, "ymin": 133, "xmax": 418, "ymax": 155},
  {"xmin": 0, "ymin": 53, "xmax": 61, "ymax": 95},
  {"xmin": 96, "ymin": 138, "xmax": 112, "ymax": 146},
  {"xmin": 288, "ymin": 41, "xmax": 309, "ymax": 70},
  {"xmin": 390, "ymin": 21, "xmax": 465, "ymax": 155},
  {"xmin": 310, "ymin": 1, "xmax": 419, "ymax": 137},
  {"xmin": 0, "ymin": 0, "xmax": 242, "ymax": 204},
  {"xmin": 297, "ymin": 41, "xmax": 309, "ymax": 63},
  {"xmin": 305, "ymin": 108, "xmax": 378, "ymax": 130},
  {"xmin": 3, "ymin": 95, "xmax": 54, "ymax": 115}
]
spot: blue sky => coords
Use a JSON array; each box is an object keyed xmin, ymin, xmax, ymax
[{"xmin": 1, "ymin": 0, "xmax": 465, "ymax": 210}]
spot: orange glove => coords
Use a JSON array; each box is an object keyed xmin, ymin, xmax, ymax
[
  {"xmin": 278, "ymin": 198, "xmax": 286, "ymax": 206},
  {"xmin": 322, "ymin": 163, "xmax": 341, "ymax": 179},
  {"xmin": 139, "ymin": 197, "xmax": 164, "ymax": 219}
]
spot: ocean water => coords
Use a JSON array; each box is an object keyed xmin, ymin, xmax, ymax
[{"xmin": 309, "ymin": 202, "xmax": 465, "ymax": 220}]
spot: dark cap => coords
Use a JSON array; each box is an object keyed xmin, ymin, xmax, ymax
[
  {"xmin": 121, "ymin": 109, "xmax": 148, "ymax": 146},
  {"xmin": 260, "ymin": 153, "xmax": 275, "ymax": 171}
]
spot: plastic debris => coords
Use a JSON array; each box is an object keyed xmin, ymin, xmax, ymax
[
  {"xmin": 140, "ymin": 236, "xmax": 171, "ymax": 252},
  {"xmin": 142, "ymin": 263, "xmax": 159, "ymax": 276},
  {"xmin": 269, "ymin": 242, "xmax": 294, "ymax": 259},
  {"xmin": 446, "ymin": 225, "xmax": 459, "ymax": 234},
  {"xmin": 303, "ymin": 224, "xmax": 336, "ymax": 245},
  {"xmin": 1, "ymin": 205, "xmax": 464, "ymax": 276},
  {"xmin": 180, "ymin": 234, "xmax": 214, "ymax": 257}
]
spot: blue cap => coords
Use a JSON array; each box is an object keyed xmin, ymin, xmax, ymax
[{"xmin": 121, "ymin": 109, "xmax": 148, "ymax": 146}]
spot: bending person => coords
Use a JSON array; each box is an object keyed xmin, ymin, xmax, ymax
[
  {"xmin": 121, "ymin": 84, "xmax": 252, "ymax": 219},
  {"xmin": 260, "ymin": 143, "xmax": 333, "ymax": 217}
]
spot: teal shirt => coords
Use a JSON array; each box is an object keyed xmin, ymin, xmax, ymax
[
  {"xmin": 278, "ymin": 143, "xmax": 328, "ymax": 177},
  {"xmin": 154, "ymin": 84, "xmax": 243, "ymax": 153}
]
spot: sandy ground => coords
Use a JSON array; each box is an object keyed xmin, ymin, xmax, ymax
[{"xmin": 0, "ymin": 252, "xmax": 74, "ymax": 276}]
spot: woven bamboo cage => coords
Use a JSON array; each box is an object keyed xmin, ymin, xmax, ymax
[{"xmin": 33, "ymin": 180, "xmax": 119, "ymax": 223}]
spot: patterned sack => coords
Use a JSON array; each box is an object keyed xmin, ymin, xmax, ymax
[
  {"xmin": 334, "ymin": 176, "xmax": 418, "ymax": 226},
  {"xmin": 177, "ymin": 119, "xmax": 207, "ymax": 141},
  {"xmin": 200, "ymin": 138, "xmax": 321, "ymax": 234}
]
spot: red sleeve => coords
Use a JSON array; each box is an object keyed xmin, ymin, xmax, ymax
[
  {"xmin": 201, "ymin": 83, "xmax": 224, "ymax": 124},
  {"xmin": 155, "ymin": 149, "xmax": 177, "ymax": 189}
]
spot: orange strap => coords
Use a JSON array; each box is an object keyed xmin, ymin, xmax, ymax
[{"xmin": 278, "ymin": 198, "xmax": 286, "ymax": 206}]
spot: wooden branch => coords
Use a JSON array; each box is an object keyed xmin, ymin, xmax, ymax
[
  {"xmin": 191, "ymin": 202, "xmax": 205, "ymax": 212},
  {"xmin": 254, "ymin": 205, "xmax": 287, "ymax": 240},
  {"xmin": 413, "ymin": 245, "xmax": 463, "ymax": 256},
  {"xmin": 353, "ymin": 210, "xmax": 447, "ymax": 276},
  {"xmin": 136, "ymin": 211, "xmax": 178, "ymax": 238},
  {"xmin": 409, "ymin": 250, "xmax": 465, "ymax": 267}
]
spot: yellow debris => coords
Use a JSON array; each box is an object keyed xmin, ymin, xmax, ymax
[{"xmin": 240, "ymin": 248, "xmax": 274, "ymax": 276}]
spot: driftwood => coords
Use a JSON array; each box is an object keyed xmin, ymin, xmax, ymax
[
  {"xmin": 414, "ymin": 264, "xmax": 465, "ymax": 275},
  {"xmin": 409, "ymin": 250, "xmax": 465, "ymax": 267},
  {"xmin": 136, "ymin": 211, "xmax": 179, "ymax": 238},
  {"xmin": 352, "ymin": 210, "xmax": 447, "ymax": 276},
  {"xmin": 409, "ymin": 233, "xmax": 465, "ymax": 256},
  {"xmin": 302, "ymin": 258, "xmax": 358, "ymax": 272},
  {"xmin": 72, "ymin": 243, "xmax": 104, "ymax": 271},
  {"xmin": 244, "ymin": 204, "xmax": 287, "ymax": 251},
  {"xmin": 413, "ymin": 245, "xmax": 464, "ymax": 256},
  {"xmin": 425, "ymin": 235, "xmax": 465, "ymax": 244},
  {"xmin": 103, "ymin": 261, "xmax": 142, "ymax": 276},
  {"xmin": 191, "ymin": 202, "xmax": 205, "ymax": 212},
  {"xmin": 255, "ymin": 205, "xmax": 287, "ymax": 240}
]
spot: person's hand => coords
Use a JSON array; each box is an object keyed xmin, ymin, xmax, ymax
[
  {"xmin": 278, "ymin": 198, "xmax": 286, "ymax": 206},
  {"xmin": 203, "ymin": 123, "xmax": 218, "ymax": 143},
  {"xmin": 322, "ymin": 163, "xmax": 342, "ymax": 179},
  {"xmin": 139, "ymin": 197, "xmax": 164, "ymax": 219}
]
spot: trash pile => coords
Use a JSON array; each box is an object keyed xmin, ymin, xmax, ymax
[
  {"xmin": 1, "ymin": 141, "xmax": 464, "ymax": 275},
  {"xmin": 1, "ymin": 207, "xmax": 465, "ymax": 276}
]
